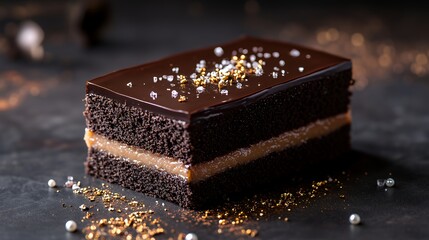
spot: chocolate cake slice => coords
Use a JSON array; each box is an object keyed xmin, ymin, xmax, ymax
[{"xmin": 84, "ymin": 36, "xmax": 352, "ymax": 209}]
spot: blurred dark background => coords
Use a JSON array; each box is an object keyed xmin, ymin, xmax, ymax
[{"xmin": 1, "ymin": 0, "xmax": 429, "ymax": 91}]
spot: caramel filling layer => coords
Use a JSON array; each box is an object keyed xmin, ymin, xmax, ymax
[{"xmin": 85, "ymin": 111, "xmax": 351, "ymax": 183}]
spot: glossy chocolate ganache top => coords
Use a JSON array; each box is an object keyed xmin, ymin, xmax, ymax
[{"xmin": 87, "ymin": 36, "xmax": 351, "ymax": 122}]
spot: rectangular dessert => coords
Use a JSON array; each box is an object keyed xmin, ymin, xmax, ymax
[{"xmin": 84, "ymin": 36, "xmax": 352, "ymax": 209}]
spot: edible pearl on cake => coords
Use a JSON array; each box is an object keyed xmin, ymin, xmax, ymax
[
  {"xmin": 349, "ymin": 214, "xmax": 361, "ymax": 225},
  {"xmin": 289, "ymin": 49, "xmax": 300, "ymax": 57},
  {"xmin": 298, "ymin": 67, "xmax": 304, "ymax": 72},
  {"xmin": 386, "ymin": 178, "xmax": 395, "ymax": 187},
  {"xmin": 65, "ymin": 220, "xmax": 77, "ymax": 232},
  {"xmin": 185, "ymin": 233, "xmax": 198, "ymax": 240},
  {"xmin": 48, "ymin": 179, "xmax": 56, "ymax": 188},
  {"xmin": 214, "ymin": 47, "xmax": 224, "ymax": 57}
]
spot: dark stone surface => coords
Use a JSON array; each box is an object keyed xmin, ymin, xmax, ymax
[{"xmin": 1, "ymin": 1, "xmax": 429, "ymax": 239}]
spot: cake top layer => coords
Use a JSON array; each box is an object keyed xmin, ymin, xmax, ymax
[{"xmin": 87, "ymin": 36, "xmax": 350, "ymax": 122}]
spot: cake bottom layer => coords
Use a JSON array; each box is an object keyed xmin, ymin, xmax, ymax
[{"xmin": 85, "ymin": 125, "xmax": 350, "ymax": 209}]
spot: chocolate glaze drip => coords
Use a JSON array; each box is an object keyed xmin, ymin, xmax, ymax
[{"xmin": 87, "ymin": 36, "xmax": 350, "ymax": 122}]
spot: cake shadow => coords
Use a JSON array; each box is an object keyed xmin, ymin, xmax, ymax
[{"xmin": 197, "ymin": 149, "xmax": 393, "ymax": 212}]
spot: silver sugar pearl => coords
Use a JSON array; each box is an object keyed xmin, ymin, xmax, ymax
[
  {"xmin": 289, "ymin": 49, "xmax": 300, "ymax": 57},
  {"xmin": 48, "ymin": 179, "xmax": 56, "ymax": 188},
  {"xmin": 386, "ymin": 178, "xmax": 395, "ymax": 187},
  {"xmin": 349, "ymin": 213, "xmax": 361, "ymax": 225},
  {"xmin": 214, "ymin": 47, "xmax": 224, "ymax": 57},
  {"xmin": 185, "ymin": 233, "xmax": 198, "ymax": 240},
  {"xmin": 65, "ymin": 220, "xmax": 77, "ymax": 232}
]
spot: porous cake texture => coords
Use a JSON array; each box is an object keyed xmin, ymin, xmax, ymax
[{"xmin": 84, "ymin": 37, "xmax": 352, "ymax": 209}]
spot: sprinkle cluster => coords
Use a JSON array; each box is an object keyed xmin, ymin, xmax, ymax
[
  {"xmin": 186, "ymin": 53, "xmax": 264, "ymax": 91},
  {"xmin": 73, "ymin": 184, "xmax": 166, "ymax": 239},
  {"xmin": 56, "ymin": 175, "xmax": 345, "ymax": 239},
  {"xmin": 145, "ymin": 45, "xmax": 309, "ymax": 103}
]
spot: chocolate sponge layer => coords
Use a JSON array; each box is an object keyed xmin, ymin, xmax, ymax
[
  {"xmin": 85, "ymin": 69, "xmax": 351, "ymax": 165},
  {"xmin": 85, "ymin": 124, "xmax": 350, "ymax": 209}
]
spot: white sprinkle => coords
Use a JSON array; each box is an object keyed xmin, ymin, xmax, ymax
[
  {"xmin": 252, "ymin": 46, "xmax": 258, "ymax": 53},
  {"xmin": 273, "ymin": 52, "xmax": 280, "ymax": 58},
  {"xmin": 153, "ymin": 77, "xmax": 158, "ymax": 83},
  {"xmin": 298, "ymin": 67, "xmax": 304, "ymax": 72},
  {"xmin": 264, "ymin": 52, "xmax": 271, "ymax": 58},
  {"xmin": 242, "ymin": 48, "xmax": 248, "ymax": 54},
  {"xmin": 196, "ymin": 86, "xmax": 205, "ymax": 93},
  {"xmin": 172, "ymin": 67, "xmax": 179, "ymax": 73},
  {"xmin": 232, "ymin": 50, "xmax": 237, "ymax": 56},
  {"xmin": 377, "ymin": 179, "xmax": 386, "ymax": 187},
  {"xmin": 171, "ymin": 90, "xmax": 178, "ymax": 98},
  {"xmin": 167, "ymin": 75, "xmax": 174, "ymax": 82},
  {"xmin": 246, "ymin": 62, "xmax": 252, "ymax": 68},
  {"xmin": 279, "ymin": 60, "xmax": 285, "ymax": 66},
  {"xmin": 72, "ymin": 184, "xmax": 80, "ymax": 190},
  {"xmin": 236, "ymin": 82, "xmax": 243, "ymax": 89},
  {"xmin": 306, "ymin": 54, "xmax": 311, "ymax": 59},
  {"xmin": 65, "ymin": 176, "xmax": 74, "ymax": 188},
  {"xmin": 273, "ymin": 66, "xmax": 279, "ymax": 71},
  {"xmin": 190, "ymin": 73, "xmax": 197, "ymax": 79},
  {"xmin": 290, "ymin": 49, "xmax": 301, "ymax": 57},
  {"xmin": 200, "ymin": 60, "xmax": 206, "ymax": 66},
  {"xmin": 257, "ymin": 52, "xmax": 263, "ymax": 58},
  {"xmin": 126, "ymin": 82, "xmax": 132, "ymax": 88},
  {"xmin": 185, "ymin": 233, "xmax": 198, "ymax": 240},
  {"xmin": 250, "ymin": 54, "xmax": 256, "ymax": 62},
  {"xmin": 272, "ymin": 72, "xmax": 278, "ymax": 79},
  {"xmin": 150, "ymin": 91, "xmax": 158, "ymax": 100},
  {"xmin": 48, "ymin": 179, "xmax": 56, "ymax": 188},
  {"xmin": 255, "ymin": 68, "xmax": 264, "ymax": 76},
  {"xmin": 281, "ymin": 70, "xmax": 286, "ymax": 76},
  {"xmin": 65, "ymin": 220, "xmax": 77, "ymax": 232},
  {"xmin": 162, "ymin": 75, "xmax": 167, "ymax": 79},
  {"xmin": 220, "ymin": 89, "xmax": 228, "ymax": 95}
]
